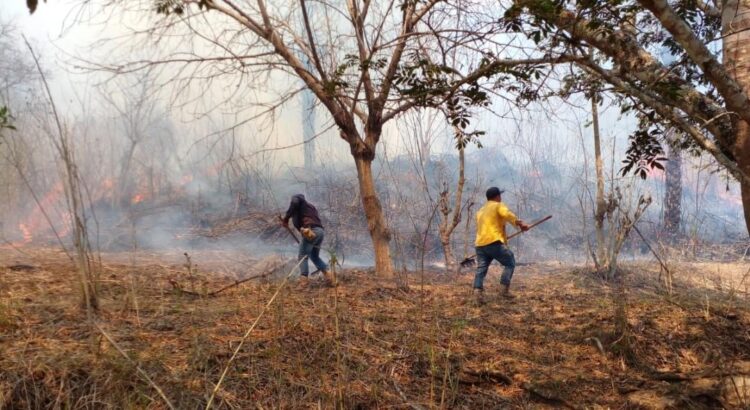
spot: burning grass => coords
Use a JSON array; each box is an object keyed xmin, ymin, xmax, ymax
[{"xmin": 1, "ymin": 248, "xmax": 749, "ymax": 408}]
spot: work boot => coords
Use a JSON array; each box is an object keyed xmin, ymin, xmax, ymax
[
  {"xmin": 322, "ymin": 270, "xmax": 337, "ymax": 287},
  {"xmin": 501, "ymin": 284, "xmax": 516, "ymax": 299},
  {"xmin": 473, "ymin": 288, "xmax": 485, "ymax": 305}
]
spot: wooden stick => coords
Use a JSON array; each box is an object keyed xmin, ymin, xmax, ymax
[
  {"xmin": 278, "ymin": 216, "xmax": 300, "ymax": 244},
  {"xmin": 460, "ymin": 215, "xmax": 553, "ymax": 266},
  {"xmin": 169, "ymin": 263, "xmax": 284, "ymax": 297}
]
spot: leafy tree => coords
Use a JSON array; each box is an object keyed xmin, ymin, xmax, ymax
[{"xmin": 504, "ymin": 0, "xmax": 750, "ymax": 236}]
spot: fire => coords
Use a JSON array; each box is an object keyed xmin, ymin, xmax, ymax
[
  {"xmin": 18, "ymin": 223, "xmax": 32, "ymax": 244},
  {"xmin": 132, "ymin": 194, "xmax": 145, "ymax": 204}
]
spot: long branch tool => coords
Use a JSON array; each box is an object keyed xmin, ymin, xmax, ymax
[
  {"xmin": 460, "ymin": 215, "xmax": 553, "ymax": 268},
  {"xmin": 278, "ymin": 215, "xmax": 299, "ymax": 243}
]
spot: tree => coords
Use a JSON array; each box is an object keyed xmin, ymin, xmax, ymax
[
  {"xmin": 437, "ymin": 133, "xmax": 465, "ymax": 274},
  {"xmin": 25, "ymin": 38, "xmax": 99, "ymax": 313},
  {"xmin": 663, "ymin": 140, "xmax": 682, "ymax": 239},
  {"xmin": 99, "ymin": 70, "xmax": 162, "ymax": 207},
  {"xmin": 84, "ymin": 0, "xmax": 566, "ymax": 276},
  {"xmin": 590, "ymin": 92, "xmax": 608, "ymax": 269},
  {"xmin": 505, "ymin": 0, "xmax": 750, "ymax": 236}
]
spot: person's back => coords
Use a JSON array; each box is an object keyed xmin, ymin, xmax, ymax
[
  {"xmin": 286, "ymin": 194, "xmax": 323, "ymax": 230},
  {"xmin": 475, "ymin": 201, "xmax": 517, "ymax": 247}
]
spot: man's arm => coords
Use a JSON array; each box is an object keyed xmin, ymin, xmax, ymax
[
  {"xmin": 282, "ymin": 197, "xmax": 301, "ymax": 225},
  {"xmin": 498, "ymin": 205, "xmax": 529, "ymax": 231}
]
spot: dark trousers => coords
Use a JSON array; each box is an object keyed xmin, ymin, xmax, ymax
[{"xmin": 473, "ymin": 241, "xmax": 515, "ymax": 289}]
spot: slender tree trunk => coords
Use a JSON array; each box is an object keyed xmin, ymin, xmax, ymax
[
  {"xmin": 116, "ymin": 141, "xmax": 137, "ymax": 206},
  {"xmin": 723, "ymin": 0, "xmax": 750, "ymax": 236},
  {"xmin": 354, "ymin": 155, "xmax": 395, "ymax": 277},
  {"xmin": 441, "ymin": 238, "xmax": 456, "ymax": 272},
  {"xmin": 592, "ymin": 96, "xmax": 607, "ymax": 268},
  {"xmin": 438, "ymin": 142, "xmax": 465, "ymax": 274},
  {"xmin": 663, "ymin": 143, "xmax": 682, "ymax": 240}
]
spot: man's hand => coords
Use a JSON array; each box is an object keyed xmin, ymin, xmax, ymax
[
  {"xmin": 517, "ymin": 221, "xmax": 530, "ymax": 232},
  {"xmin": 279, "ymin": 216, "xmax": 289, "ymax": 228}
]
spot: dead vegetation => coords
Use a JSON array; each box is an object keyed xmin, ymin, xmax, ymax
[{"xmin": 1, "ymin": 248, "xmax": 748, "ymax": 409}]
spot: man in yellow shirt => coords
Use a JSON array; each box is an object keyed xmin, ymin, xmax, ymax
[{"xmin": 474, "ymin": 187, "xmax": 529, "ymax": 301}]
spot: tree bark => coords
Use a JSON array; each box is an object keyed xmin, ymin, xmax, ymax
[
  {"xmin": 663, "ymin": 142, "xmax": 682, "ymax": 239},
  {"xmin": 353, "ymin": 155, "xmax": 395, "ymax": 277},
  {"xmin": 592, "ymin": 96, "xmax": 607, "ymax": 268},
  {"xmin": 438, "ymin": 142, "xmax": 465, "ymax": 274},
  {"xmin": 723, "ymin": 0, "xmax": 750, "ymax": 236}
]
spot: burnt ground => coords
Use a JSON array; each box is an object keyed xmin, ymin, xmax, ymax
[{"xmin": 0, "ymin": 247, "xmax": 749, "ymax": 409}]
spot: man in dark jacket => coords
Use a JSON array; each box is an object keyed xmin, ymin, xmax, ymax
[{"xmin": 282, "ymin": 194, "xmax": 333, "ymax": 286}]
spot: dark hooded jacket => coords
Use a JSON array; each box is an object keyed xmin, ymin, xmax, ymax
[{"xmin": 283, "ymin": 194, "xmax": 323, "ymax": 230}]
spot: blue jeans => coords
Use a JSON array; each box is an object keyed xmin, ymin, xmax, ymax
[
  {"xmin": 473, "ymin": 241, "xmax": 515, "ymax": 289},
  {"xmin": 298, "ymin": 226, "xmax": 328, "ymax": 276}
]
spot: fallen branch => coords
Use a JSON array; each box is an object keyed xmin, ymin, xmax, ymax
[
  {"xmin": 521, "ymin": 382, "xmax": 579, "ymax": 409},
  {"xmin": 584, "ymin": 337, "xmax": 606, "ymax": 356},
  {"xmin": 95, "ymin": 323, "xmax": 176, "ymax": 410},
  {"xmin": 169, "ymin": 263, "xmax": 285, "ymax": 297},
  {"xmin": 460, "ymin": 368, "xmax": 513, "ymax": 385}
]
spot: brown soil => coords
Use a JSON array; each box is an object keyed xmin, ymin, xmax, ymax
[{"xmin": 1, "ymin": 248, "xmax": 748, "ymax": 409}]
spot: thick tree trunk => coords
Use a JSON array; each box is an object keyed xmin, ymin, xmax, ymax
[
  {"xmin": 737, "ymin": 124, "xmax": 750, "ymax": 236},
  {"xmin": 354, "ymin": 156, "xmax": 395, "ymax": 277},
  {"xmin": 723, "ymin": 0, "xmax": 750, "ymax": 236},
  {"xmin": 663, "ymin": 143, "xmax": 682, "ymax": 239},
  {"xmin": 592, "ymin": 96, "xmax": 607, "ymax": 268}
]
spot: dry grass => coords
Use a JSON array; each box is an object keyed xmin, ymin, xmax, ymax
[{"xmin": 1, "ymin": 248, "xmax": 749, "ymax": 409}]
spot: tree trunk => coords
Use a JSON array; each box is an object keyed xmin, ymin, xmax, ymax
[
  {"xmin": 437, "ymin": 142, "xmax": 465, "ymax": 275},
  {"xmin": 723, "ymin": 0, "xmax": 750, "ymax": 236},
  {"xmin": 592, "ymin": 96, "xmax": 607, "ymax": 268},
  {"xmin": 116, "ymin": 141, "xmax": 137, "ymax": 207},
  {"xmin": 354, "ymin": 156, "xmax": 395, "ymax": 276},
  {"xmin": 440, "ymin": 235, "xmax": 457, "ymax": 273},
  {"xmin": 737, "ymin": 124, "xmax": 750, "ymax": 236},
  {"xmin": 663, "ymin": 143, "xmax": 682, "ymax": 239}
]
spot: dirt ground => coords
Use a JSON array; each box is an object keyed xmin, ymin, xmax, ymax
[{"xmin": 1, "ymin": 247, "xmax": 749, "ymax": 409}]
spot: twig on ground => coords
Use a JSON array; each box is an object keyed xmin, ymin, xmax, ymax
[
  {"xmin": 521, "ymin": 382, "xmax": 579, "ymax": 409},
  {"xmin": 584, "ymin": 337, "xmax": 606, "ymax": 356},
  {"xmin": 169, "ymin": 263, "xmax": 285, "ymax": 297}
]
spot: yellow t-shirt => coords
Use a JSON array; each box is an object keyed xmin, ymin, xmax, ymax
[{"xmin": 475, "ymin": 201, "xmax": 519, "ymax": 246}]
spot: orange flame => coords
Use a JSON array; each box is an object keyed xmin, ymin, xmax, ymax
[
  {"xmin": 18, "ymin": 223, "xmax": 32, "ymax": 244},
  {"xmin": 132, "ymin": 194, "xmax": 145, "ymax": 204}
]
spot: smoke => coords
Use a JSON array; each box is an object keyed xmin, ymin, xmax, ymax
[{"xmin": 0, "ymin": 11, "xmax": 746, "ymax": 270}]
